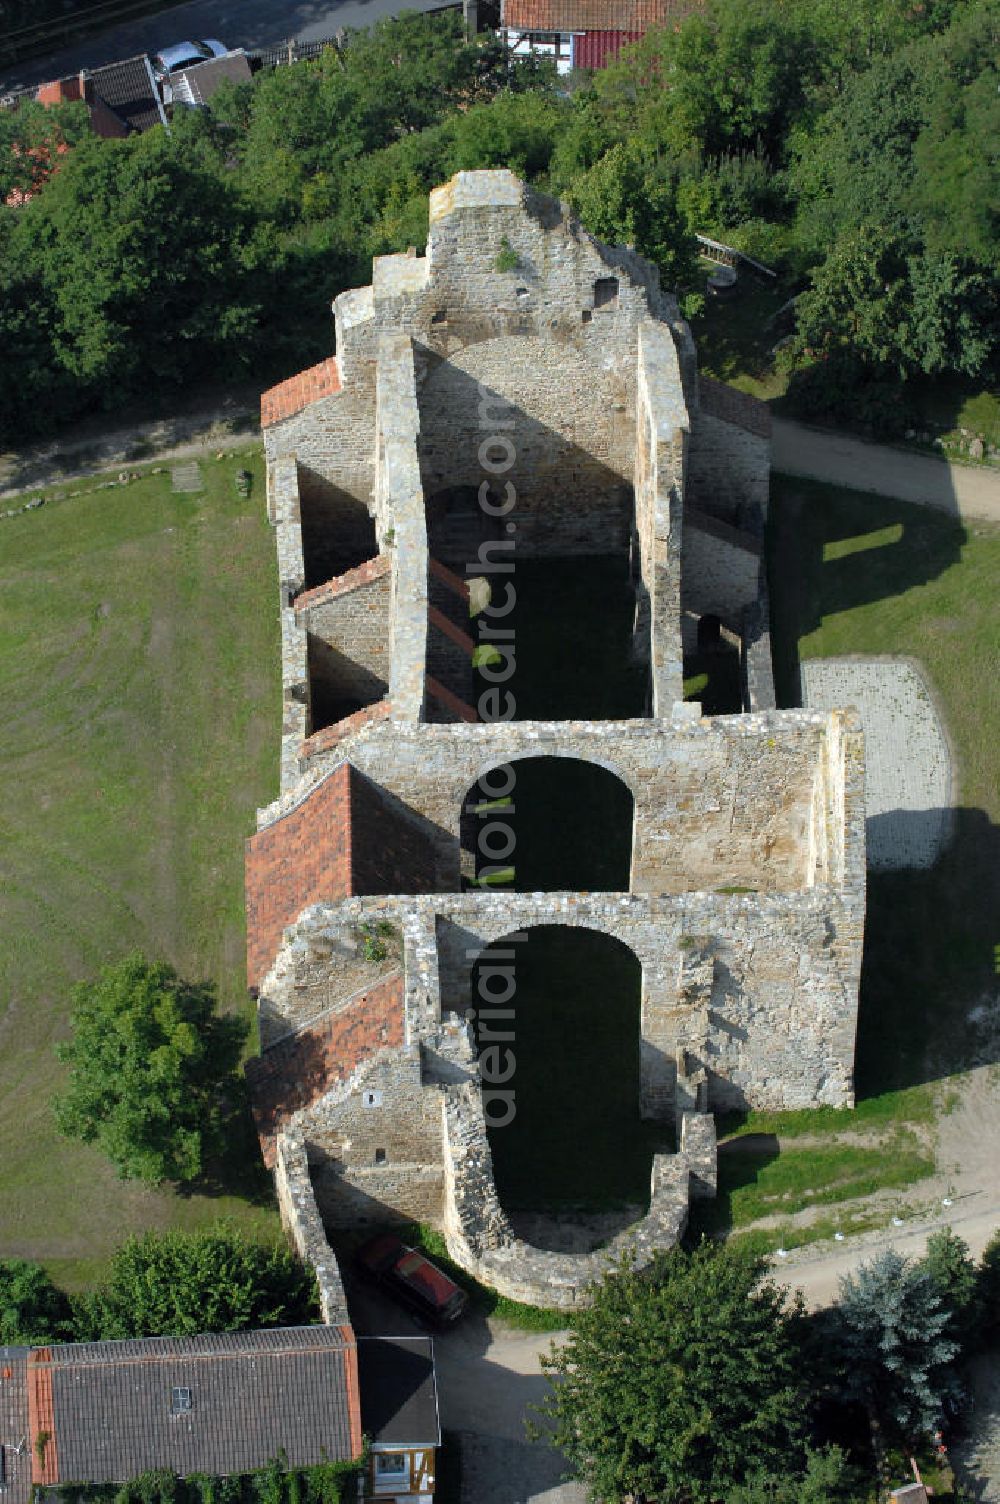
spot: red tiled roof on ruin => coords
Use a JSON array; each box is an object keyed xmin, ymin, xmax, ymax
[
  {"xmin": 294, "ymin": 555, "xmax": 392, "ymax": 613},
  {"xmin": 261, "ymin": 358, "xmax": 342, "ymax": 428},
  {"xmin": 699, "ymin": 376, "xmax": 772, "ymax": 439},
  {"xmin": 503, "ymin": 0, "xmax": 702, "ymax": 33},
  {"xmin": 245, "ymin": 974, "xmax": 405, "ymax": 1164}
]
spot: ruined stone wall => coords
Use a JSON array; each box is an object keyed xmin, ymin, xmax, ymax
[
  {"xmin": 263, "ymin": 380, "xmax": 376, "ymax": 514},
  {"xmin": 432, "ymin": 1022, "xmax": 715, "ymax": 1309},
  {"xmin": 273, "ymin": 1127, "xmax": 350, "ymax": 1326},
  {"xmin": 376, "ymin": 337, "xmax": 429, "ymax": 724},
  {"xmin": 427, "ymin": 885, "xmax": 862, "ymax": 1115},
  {"xmin": 417, "ymin": 337, "xmax": 633, "ymax": 554},
  {"xmin": 262, "ymin": 711, "xmax": 833, "ymax": 899},
  {"xmin": 687, "ymin": 406, "xmax": 770, "ymax": 525},
  {"xmin": 682, "ymin": 510, "xmax": 762, "ymax": 627},
  {"xmin": 258, "ymin": 898, "xmax": 402, "ymax": 1043},
  {"xmin": 246, "ymin": 971, "xmax": 404, "ymax": 1158},
  {"xmin": 295, "ymin": 558, "xmax": 392, "ymax": 708},
  {"xmin": 303, "ymin": 1048, "xmax": 446, "ymax": 1229},
  {"xmin": 635, "ymin": 321, "xmax": 686, "ymax": 711}
]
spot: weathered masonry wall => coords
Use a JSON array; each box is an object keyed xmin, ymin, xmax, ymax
[
  {"xmin": 682, "ymin": 509, "xmax": 762, "ymax": 627},
  {"xmin": 377, "ymin": 336, "xmax": 429, "ymax": 725},
  {"xmin": 247, "ymin": 972, "xmax": 403, "ymax": 1160},
  {"xmin": 259, "ymin": 711, "xmax": 847, "ymax": 902},
  {"xmin": 273, "ymin": 1127, "xmax": 351, "ymax": 1325},
  {"xmin": 687, "ymin": 378, "xmax": 771, "ymax": 526},
  {"xmin": 437, "ymin": 1023, "xmax": 717, "ymax": 1309},
  {"xmin": 305, "ymin": 1048, "xmax": 446, "ymax": 1229},
  {"xmin": 296, "ymin": 558, "xmax": 391, "ymax": 725},
  {"xmin": 258, "ymin": 832, "xmax": 865, "ymax": 1119},
  {"xmin": 634, "ymin": 321, "xmax": 686, "ymax": 710},
  {"xmin": 418, "ymin": 337, "xmax": 634, "ymax": 556},
  {"xmin": 250, "ymin": 169, "xmax": 864, "ymax": 1304}
]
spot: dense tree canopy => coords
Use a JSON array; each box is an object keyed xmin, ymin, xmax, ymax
[
  {"xmin": 535, "ymin": 1242, "xmax": 811, "ymax": 1503},
  {"xmin": 0, "ymin": 0, "xmax": 996, "ymax": 440},
  {"xmin": 70, "ymin": 1228, "xmax": 318, "ymax": 1340},
  {"xmin": 53, "ymin": 953, "xmax": 246, "ymax": 1185},
  {"xmin": 0, "ymin": 1258, "xmax": 71, "ymax": 1345}
]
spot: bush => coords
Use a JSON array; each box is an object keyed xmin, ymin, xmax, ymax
[
  {"xmin": 71, "ymin": 1227, "xmax": 318, "ymax": 1341},
  {"xmin": 0, "ymin": 1258, "xmax": 71, "ymax": 1344}
]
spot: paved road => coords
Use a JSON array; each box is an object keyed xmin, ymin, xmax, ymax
[
  {"xmin": 773, "ymin": 416, "xmax": 1000, "ymax": 523},
  {"xmin": 1, "ymin": 0, "xmax": 449, "ymax": 93}
]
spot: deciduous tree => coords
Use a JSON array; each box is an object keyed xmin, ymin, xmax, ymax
[
  {"xmin": 53, "ymin": 953, "xmax": 245, "ymax": 1185},
  {"xmin": 535, "ymin": 1242, "xmax": 808, "ymax": 1503}
]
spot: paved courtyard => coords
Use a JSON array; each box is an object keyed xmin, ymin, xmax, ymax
[{"xmin": 801, "ymin": 657, "xmax": 953, "ymax": 869}]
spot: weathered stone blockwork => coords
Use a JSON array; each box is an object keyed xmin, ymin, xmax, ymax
[{"xmin": 249, "ymin": 170, "xmax": 866, "ymax": 1307}]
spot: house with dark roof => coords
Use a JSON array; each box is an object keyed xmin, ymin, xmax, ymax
[
  {"xmin": 501, "ymin": 0, "xmax": 704, "ymax": 71},
  {"xmin": 0, "ymin": 1327, "xmax": 439, "ymax": 1501},
  {"xmin": 358, "ymin": 1338, "xmax": 440, "ymax": 1498},
  {"xmin": 37, "ymin": 56, "xmax": 167, "ymax": 137}
]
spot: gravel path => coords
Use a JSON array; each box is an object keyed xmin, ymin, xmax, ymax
[
  {"xmin": 772, "ymin": 417, "xmax": 1000, "ymax": 522},
  {"xmin": 801, "ymin": 657, "xmax": 954, "ymax": 869}
]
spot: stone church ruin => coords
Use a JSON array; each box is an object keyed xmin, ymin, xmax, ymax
[{"xmin": 245, "ymin": 170, "xmax": 866, "ymax": 1309}]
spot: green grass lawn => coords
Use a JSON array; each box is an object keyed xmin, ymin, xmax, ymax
[
  {"xmin": 688, "ymin": 267, "xmax": 792, "ymax": 401},
  {"xmin": 762, "ymin": 476, "xmax": 1000, "ymax": 1122},
  {"xmin": 696, "ymin": 1133, "xmax": 935, "ymax": 1237},
  {"xmin": 0, "ymin": 453, "xmax": 283, "ymax": 1285}
]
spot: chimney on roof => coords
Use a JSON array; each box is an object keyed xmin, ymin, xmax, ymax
[{"xmin": 78, "ymin": 69, "xmax": 93, "ymax": 103}]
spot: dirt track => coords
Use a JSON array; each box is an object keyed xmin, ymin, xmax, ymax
[{"xmin": 772, "ymin": 417, "xmax": 1000, "ymax": 522}]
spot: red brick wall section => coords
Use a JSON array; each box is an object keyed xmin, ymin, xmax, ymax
[
  {"xmin": 699, "ymin": 376, "xmax": 772, "ymax": 439},
  {"xmin": 300, "ymin": 699, "xmax": 393, "ymax": 762},
  {"xmin": 294, "ymin": 555, "xmax": 391, "ymax": 613},
  {"xmin": 348, "ymin": 769, "xmax": 438, "ymax": 895},
  {"xmin": 245, "ymin": 974, "xmax": 405, "ymax": 1165},
  {"xmin": 245, "ymin": 763, "xmax": 353, "ymax": 991},
  {"xmin": 428, "ymin": 557, "xmax": 471, "ymax": 604},
  {"xmin": 245, "ymin": 759, "xmax": 437, "ymax": 989},
  {"xmin": 261, "ymin": 358, "xmax": 342, "ymax": 429}
]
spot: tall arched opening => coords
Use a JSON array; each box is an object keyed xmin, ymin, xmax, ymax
[
  {"xmin": 461, "ymin": 756, "xmax": 634, "ymax": 891},
  {"xmin": 470, "ymin": 926, "xmax": 662, "ymax": 1239}
]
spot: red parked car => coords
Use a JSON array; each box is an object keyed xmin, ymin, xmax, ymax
[{"xmin": 356, "ymin": 1234, "xmax": 469, "ymax": 1325}]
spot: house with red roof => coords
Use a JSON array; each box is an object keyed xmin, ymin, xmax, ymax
[{"xmin": 501, "ymin": 0, "xmax": 704, "ymax": 71}]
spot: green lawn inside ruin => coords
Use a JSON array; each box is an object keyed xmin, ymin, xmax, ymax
[{"xmin": 0, "ymin": 452, "xmax": 283, "ymax": 1286}]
